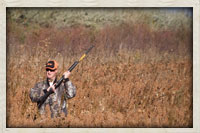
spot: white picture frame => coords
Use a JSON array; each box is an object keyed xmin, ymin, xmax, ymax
[{"xmin": 0, "ymin": 0, "xmax": 199, "ymax": 133}]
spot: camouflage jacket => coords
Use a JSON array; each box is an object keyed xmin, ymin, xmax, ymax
[{"xmin": 30, "ymin": 78, "xmax": 76, "ymax": 118}]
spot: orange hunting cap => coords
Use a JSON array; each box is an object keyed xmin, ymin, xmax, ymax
[{"xmin": 46, "ymin": 60, "xmax": 58, "ymax": 70}]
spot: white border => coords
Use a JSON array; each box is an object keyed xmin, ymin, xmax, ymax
[{"xmin": 0, "ymin": 0, "xmax": 200, "ymax": 133}]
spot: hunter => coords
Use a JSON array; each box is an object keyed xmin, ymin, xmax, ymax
[{"xmin": 29, "ymin": 60, "xmax": 76, "ymax": 118}]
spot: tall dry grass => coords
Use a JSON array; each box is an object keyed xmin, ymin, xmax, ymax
[{"xmin": 6, "ymin": 10, "xmax": 192, "ymax": 127}]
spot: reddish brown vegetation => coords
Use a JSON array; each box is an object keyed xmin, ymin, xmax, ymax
[{"xmin": 6, "ymin": 19, "xmax": 192, "ymax": 127}]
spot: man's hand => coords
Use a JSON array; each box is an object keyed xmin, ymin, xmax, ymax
[
  {"xmin": 63, "ymin": 71, "xmax": 71, "ymax": 79},
  {"xmin": 47, "ymin": 83, "xmax": 56, "ymax": 92}
]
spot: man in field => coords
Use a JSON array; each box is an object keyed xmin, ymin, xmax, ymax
[{"xmin": 30, "ymin": 60, "xmax": 76, "ymax": 118}]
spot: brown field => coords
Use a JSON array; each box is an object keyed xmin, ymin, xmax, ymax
[{"xmin": 6, "ymin": 8, "xmax": 192, "ymax": 128}]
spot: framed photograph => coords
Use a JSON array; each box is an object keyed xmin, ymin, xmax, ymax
[{"xmin": 0, "ymin": 0, "xmax": 199, "ymax": 133}]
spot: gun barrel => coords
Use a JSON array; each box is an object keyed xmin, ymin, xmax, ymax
[
  {"xmin": 68, "ymin": 61, "xmax": 79, "ymax": 72},
  {"xmin": 85, "ymin": 45, "xmax": 94, "ymax": 54},
  {"xmin": 79, "ymin": 54, "xmax": 86, "ymax": 62},
  {"xmin": 69, "ymin": 45, "xmax": 94, "ymax": 71}
]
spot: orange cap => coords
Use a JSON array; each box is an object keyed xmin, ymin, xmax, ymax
[{"xmin": 46, "ymin": 60, "xmax": 58, "ymax": 70}]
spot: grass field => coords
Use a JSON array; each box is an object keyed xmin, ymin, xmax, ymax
[{"xmin": 6, "ymin": 8, "xmax": 192, "ymax": 127}]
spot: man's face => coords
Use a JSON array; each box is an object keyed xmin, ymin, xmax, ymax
[{"xmin": 46, "ymin": 69, "xmax": 57, "ymax": 79}]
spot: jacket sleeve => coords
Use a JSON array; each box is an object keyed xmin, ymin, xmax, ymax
[
  {"xmin": 64, "ymin": 80, "xmax": 76, "ymax": 99},
  {"xmin": 29, "ymin": 83, "xmax": 41, "ymax": 103}
]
